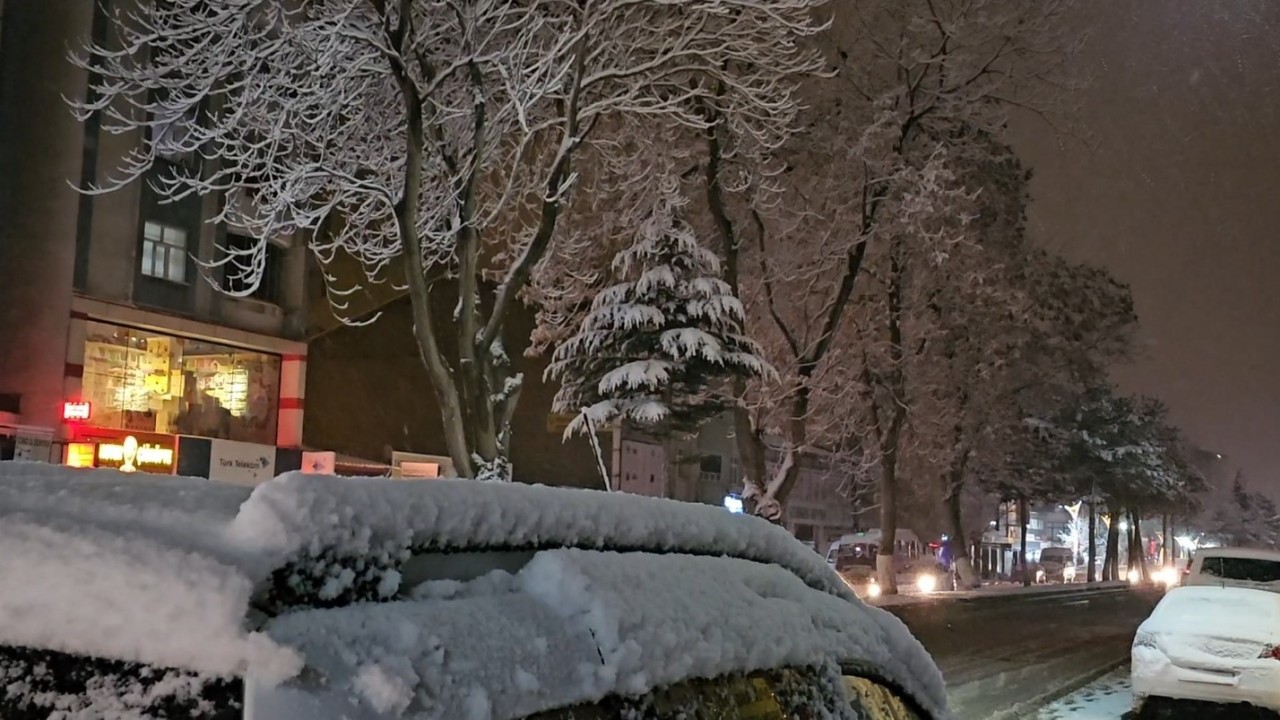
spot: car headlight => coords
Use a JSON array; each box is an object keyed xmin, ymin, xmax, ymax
[
  {"xmin": 866, "ymin": 579, "xmax": 882, "ymax": 598},
  {"xmin": 1036, "ymin": 569, "xmax": 1046, "ymax": 583},
  {"xmin": 1154, "ymin": 567, "xmax": 1178, "ymax": 588},
  {"xmin": 1064, "ymin": 566, "xmax": 1076, "ymax": 580},
  {"xmin": 1127, "ymin": 569, "xmax": 1140, "ymax": 584},
  {"xmin": 917, "ymin": 573, "xmax": 938, "ymax": 594}
]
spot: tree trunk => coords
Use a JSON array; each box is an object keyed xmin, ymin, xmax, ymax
[
  {"xmin": 1131, "ymin": 508, "xmax": 1148, "ymax": 580},
  {"xmin": 1104, "ymin": 508, "xmax": 1121, "ymax": 581},
  {"xmin": 947, "ymin": 483, "xmax": 980, "ymax": 589},
  {"xmin": 876, "ymin": 444, "xmax": 900, "ymax": 595},
  {"xmin": 1018, "ymin": 496, "xmax": 1031, "ymax": 587},
  {"xmin": 1163, "ymin": 513, "xmax": 1173, "ymax": 568},
  {"xmin": 1087, "ymin": 499, "xmax": 1098, "ymax": 583}
]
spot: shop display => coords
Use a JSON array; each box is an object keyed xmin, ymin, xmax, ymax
[{"xmin": 80, "ymin": 321, "xmax": 280, "ymax": 445}]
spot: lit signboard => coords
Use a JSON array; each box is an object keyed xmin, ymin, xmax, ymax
[
  {"xmin": 65, "ymin": 443, "xmax": 96, "ymax": 468},
  {"xmin": 62, "ymin": 401, "xmax": 91, "ymax": 422},
  {"xmin": 95, "ymin": 435, "xmax": 175, "ymax": 474}
]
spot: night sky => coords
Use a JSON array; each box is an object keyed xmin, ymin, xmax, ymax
[{"xmin": 1010, "ymin": 0, "xmax": 1280, "ymax": 490}]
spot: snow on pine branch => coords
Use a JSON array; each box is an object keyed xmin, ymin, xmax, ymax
[
  {"xmin": 547, "ymin": 183, "xmax": 772, "ymax": 438},
  {"xmin": 70, "ymin": 0, "xmax": 830, "ymax": 318}
]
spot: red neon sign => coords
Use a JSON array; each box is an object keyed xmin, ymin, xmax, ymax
[{"xmin": 63, "ymin": 401, "xmax": 92, "ymax": 422}]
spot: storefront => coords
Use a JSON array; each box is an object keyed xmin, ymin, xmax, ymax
[
  {"xmin": 64, "ymin": 428, "xmax": 178, "ymax": 475},
  {"xmin": 52, "ymin": 314, "xmax": 307, "ymax": 482},
  {"xmin": 77, "ymin": 320, "xmax": 282, "ymax": 445}
]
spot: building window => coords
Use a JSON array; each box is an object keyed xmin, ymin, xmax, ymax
[
  {"xmin": 141, "ymin": 221, "xmax": 188, "ymax": 283},
  {"xmin": 80, "ymin": 320, "xmax": 281, "ymax": 445},
  {"xmin": 222, "ymin": 232, "xmax": 280, "ymax": 303}
]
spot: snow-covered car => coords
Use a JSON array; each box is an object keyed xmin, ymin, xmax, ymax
[
  {"xmin": 1183, "ymin": 547, "xmax": 1280, "ymax": 593},
  {"xmin": 0, "ymin": 463, "xmax": 951, "ymax": 720},
  {"xmin": 1131, "ymin": 584, "xmax": 1280, "ymax": 715}
]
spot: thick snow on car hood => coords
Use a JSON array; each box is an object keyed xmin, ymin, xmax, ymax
[
  {"xmin": 1136, "ymin": 585, "xmax": 1280, "ymax": 673},
  {"xmin": 0, "ymin": 464, "xmax": 948, "ymax": 719},
  {"xmin": 0, "ymin": 463, "xmax": 296, "ymax": 680},
  {"xmin": 1141, "ymin": 585, "xmax": 1280, "ymax": 639},
  {"xmin": 257, "ymin": 549, "xmax": 949, "ymax": 720}
]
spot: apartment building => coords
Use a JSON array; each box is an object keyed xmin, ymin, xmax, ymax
[{"xmin": 0, "ymin": 2, "xmax": 310, "ymax": 481}]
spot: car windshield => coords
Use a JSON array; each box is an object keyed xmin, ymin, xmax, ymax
[{"xmin": 1198, "ymin": 556, "xmax": 1280, "ymax": 584}]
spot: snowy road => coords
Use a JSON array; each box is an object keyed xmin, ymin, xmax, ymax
[
  {"xmin": 1036, "ymin": 668, "xmax": 1280, "ymax": 720},
  {"xmin": 884, "ymin": 587, "xmax": 1162, "ymax": 720}
]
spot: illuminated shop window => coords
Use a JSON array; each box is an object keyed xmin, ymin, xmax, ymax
[{"xmin": 80, "ymin": 321, "xmax": 281, "ymax": 445}]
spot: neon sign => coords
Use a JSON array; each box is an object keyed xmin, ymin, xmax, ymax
[
  {"xmin": 96, "ymin": 435, "xmax": 175, "ymax": 473},
  {"xmin": 62, "ymin": 401, "xmax": 92, "ymax": 422}
]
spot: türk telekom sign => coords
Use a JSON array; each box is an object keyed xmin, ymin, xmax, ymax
[{"xmin": 208, "ymin": 438, "xmax": 276, "ymax": 485}]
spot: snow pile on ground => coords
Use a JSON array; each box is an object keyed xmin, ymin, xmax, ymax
[
  {"xmin": 1037, "ymin": 668, "xmax": 1132, "ymax": 719},
  {"xmin": 260, "ymin": 549, "xmax": 949, "ymax": 720}
]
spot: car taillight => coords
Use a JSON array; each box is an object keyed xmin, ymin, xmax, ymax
[{"xmin": 1258, "ymin": 645, "xmax": 1280, "ymax": 660}]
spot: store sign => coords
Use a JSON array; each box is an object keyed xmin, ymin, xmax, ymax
[
  {"xmin": 62, "ymin": 401, "xmax": 92, "ymax": 422},
  {"xmin": 65, "ymin": 443, "xmax": 96, "ymax": 469},
  {"xmin": 301, "ymin": 451, "xmax": 336, "ymax": 475},
  {"xmin": 96, "ymin": 435, "xmax": 175, "ymax": 474},
  {"xmin": 209, "ymin": 438, "xmax": 276, "ymax": 485},
  {"xmin": 14, "ymin": 427, "xmax": 54, "ymax": 462}
]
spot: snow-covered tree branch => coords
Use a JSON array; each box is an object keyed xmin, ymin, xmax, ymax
[{"xmin": 72, "ymin": 0, "xmax": 830, "ymax": 479}]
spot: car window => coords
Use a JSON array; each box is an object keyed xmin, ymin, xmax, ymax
[
  {"xmin": 0, "ymin": 644, "xmax": 241, "ymax": 720},
  {"xmin": 521, "ymin": 666, "xmax": 924, "ymax": 720},
  {"xmin": 1198, "ymin": 556, "xmax": 1280, "ymax": 584}
]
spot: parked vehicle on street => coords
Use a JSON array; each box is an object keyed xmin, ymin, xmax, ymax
[
  {"xmin": 1182, "ymin": 547, "xmax": 1280, "ymax": 593},
  {"xmin": 1037, "ymin": 547, "xmax": 1078, "ymax": 583},
  {"xmin": 0, "ymin": 463, "xmax": 950, "ymax": 720},
  {"xmin": 826, "ymin": 529, "xmax": 947, "ymax": 597},
  {"xmin": 1132, "ymin": 584, "xmax": 1280, "ymax": 716}
]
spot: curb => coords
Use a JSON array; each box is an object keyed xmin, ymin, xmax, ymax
[
  {"xmin": 872, "ymin": 583, "xmax": 1134, "ymax": 611},
  {"xmin": 987, "ymin": 656, "xmax": 1128, "ymax": 720}
]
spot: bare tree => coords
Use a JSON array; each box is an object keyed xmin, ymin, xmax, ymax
[
  {"xmin": 682, "ymin": 0, "xmax": 1082, "ymax": 534},
  {"xmin": 72, "ymin": 0, "xmax": 829, "ymax": 479}
]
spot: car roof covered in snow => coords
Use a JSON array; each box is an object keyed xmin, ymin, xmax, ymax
[
  {"xmin": 0, "ymin": 464, "xmax": 950, "ymax": 720},
  {"xmin": 1191, "ymin": 546, "xmax": 1280, "ymax": 561}
]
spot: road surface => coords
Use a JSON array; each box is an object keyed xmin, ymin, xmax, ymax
[
  {"xmin": 1039, "ymin": 667, "xmax": 1280, "ymax": 720},
  {"xmin": 883, "ymin": 586, "xmax": 1162, "ymax": 720}
]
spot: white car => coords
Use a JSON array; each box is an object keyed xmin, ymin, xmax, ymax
[
  {"xmin": 1183, "ymin": 547, "xmax": 1280, "ymax": 592},
  {"xmin": 1132, "ymin": 584, "xmax": 1280, "ymax": 714}
]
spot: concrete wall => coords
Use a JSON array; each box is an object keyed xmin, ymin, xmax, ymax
[
  {"xmin": 0, "ymin": 2, "xmax": 93, "ymax": 430},
  {"xmin": 305, "ymin": 294, "xmax": 605, "ymax": 488}
]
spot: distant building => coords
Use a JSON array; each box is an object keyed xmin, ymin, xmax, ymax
[
  {"xmin": 614, "ymin": 414, "xmax": 862, "ymax": 554},
  {"xmin": 0, "ymin": 3, "xmax": 310, "ymax": 480}
]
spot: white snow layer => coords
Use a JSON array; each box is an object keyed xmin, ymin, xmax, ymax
[
  {"xmin": 0, "ymin": 464, "xmax": 949, "ymax": 719},
  {"xmin": 262, "ymin": 550, "xmax": 948, "ymax": 720},
  {"xmin": 0, "ymin": 465, "xmax": 298, "ymax": 681}
]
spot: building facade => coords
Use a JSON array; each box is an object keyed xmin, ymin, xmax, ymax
[
  {"xmin": 0, "ymin": 2, "xmax": 310, "ymax": 480},
  {"xmin": 614, "ymin": 415, "xmax": 862, "ymax": 555}
]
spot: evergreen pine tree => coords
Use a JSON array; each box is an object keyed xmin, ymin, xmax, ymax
[{"xmin": 547, "ymin": 189, "xmax": 770, "ymax": 439}]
